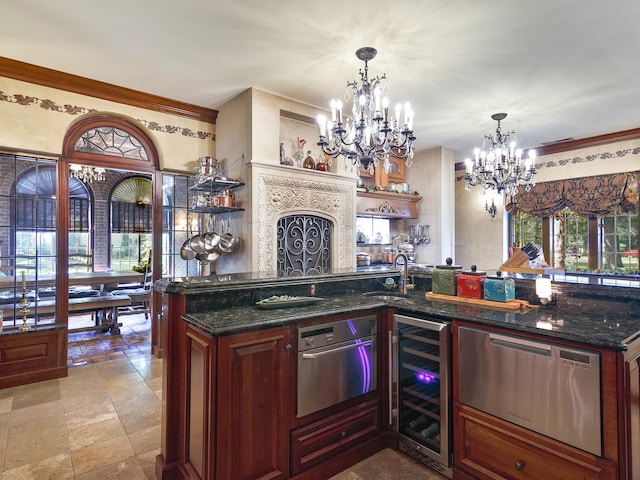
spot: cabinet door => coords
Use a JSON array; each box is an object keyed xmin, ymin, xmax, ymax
[
  {"xmin": 185, "ymin": 325, "xmax": 216, "ymax": 480},
  {"xmin": 290, "ymin": 399, "xmax": 380, "ymax": 475},
  {"xmin": 386, "ymin": 156, "xmax": 406, "ymax": 183},
  {"xmin": 454, "ymin": 404, "xmax": 616, "ymax": 480},
  {"xmin": 621, "ymin": 343, "xmax": 640, "ymax": 480},
  {"xmin": 216, "ymin": 327, "xmax": 291, "ymax": 480}
]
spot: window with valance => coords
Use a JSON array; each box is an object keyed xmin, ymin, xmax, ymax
[
  {"xmin": 506, "ymin": 172, "xmax": 638, "ymax": 274},
  {"xmin": 505, "ymin": 172, "xmax": 637, "ymax": 217}
]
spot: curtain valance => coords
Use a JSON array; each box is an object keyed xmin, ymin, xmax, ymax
[{"xmin": 505, "ymin": 172, "xmax": 637, "ymax": 217}]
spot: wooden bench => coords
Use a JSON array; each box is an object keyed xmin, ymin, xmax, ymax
[{"xmin": 1, "ymin": 295, "xmax": 131, "ymax": 335}]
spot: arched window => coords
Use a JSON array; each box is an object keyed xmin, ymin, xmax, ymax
[
  {"xmin": 73, "ymin": 125, "xmax": 149, "ymax": 160},
  {"xmin": 62, "ymin": 116, "xmax": 159, "ymax": 274},
  {"xmin": 110, "ymin": 176, "xmax": 153, "ymax": 272},
  {"xmin": 12, "ymin": 165, "xmax": 91, "ymax": 276}
]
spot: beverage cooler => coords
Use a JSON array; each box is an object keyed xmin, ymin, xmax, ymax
[{"xmin": 390, "ymin": 314, "xmax": 452, "ymax": 478}]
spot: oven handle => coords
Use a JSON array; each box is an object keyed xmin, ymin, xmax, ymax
[{"xmin": 301, "ymin": 339, "xmax": 373, "ymax": 359}]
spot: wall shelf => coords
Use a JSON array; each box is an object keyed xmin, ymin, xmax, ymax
[
  {"xmin": 356, "ymin": 190, "xmax": 422, "ymax": 219},
  {"xmin": 191, "ymin": 206, "xmax": 245, "ymax": 215},
  {"xmin": 189, "ymin": 178, "xmax": 244, "ymax": 192}
]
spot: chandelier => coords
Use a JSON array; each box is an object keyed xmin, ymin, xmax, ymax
[
  {"xmin": 317, "ymin": 47, "xmax": 415, "ymax": 175},
  {"xmin": 464, "ymin": 113, "xmax": 537, "ymax": 195},
  {"xmin": 69, "ymin": 164, "xmax": 106, "ymax": 183}
]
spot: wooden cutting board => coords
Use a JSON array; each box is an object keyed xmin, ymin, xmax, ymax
[{"xmin": 425, "ymin": 292, "xmax": 537, "ymax": 311}]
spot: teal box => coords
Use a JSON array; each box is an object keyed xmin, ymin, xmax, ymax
[{"xmin": 483, "ymin": 276, "xmax": 516, "ymax": 302}]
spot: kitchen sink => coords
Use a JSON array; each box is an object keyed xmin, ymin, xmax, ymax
[
  {"xmin": 362, "ymin": 291, "xmax": 410, "ymax": 298},
  {"xmin": 361, "ymin": 291, "xmax": 415, "ymax": 305}
]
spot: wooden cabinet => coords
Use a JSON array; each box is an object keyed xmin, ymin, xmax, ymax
[
  {"xmin": 158, "ymin": 296, "xmax": 387, "ymax": 480},
  {"xmin": 359, "ymin": 155, "xmax": 406, "ymax": 188},
  {"xmin": 620, "ymin": 338, "xmax": 640, "ymax": 480},
  {"xmin": 216, "ymin": 327, "xmax": 291, "ymax": 480},
  {"xmin": 290, "ymin": 399, "xmax": 380, "ymax": 475},
  {"xmin": 454, "ymin": 404, "xmax": 616, "ymax": 480},
  {"xmin": 0, "ymin": 327, "xmax": 67, "ymax": 388},
  {"xmin": 452, "ymin": 320, "xmax": 621, "ymax": 480},
  {"xmin": 356, "ymin": 190, "xmax": 422, "ymax": 219},
  {"xmin": 179, "ymin": 324, "xmax": 291, "ymax": 480},
  {"xmin": 185, "ymin": 325, "xmax": 216, "ymax": 479}
]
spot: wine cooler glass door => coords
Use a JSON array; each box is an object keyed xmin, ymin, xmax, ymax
[{"xmin": 393, "ymin": 314, "xmax": 452, "ymax": 475}]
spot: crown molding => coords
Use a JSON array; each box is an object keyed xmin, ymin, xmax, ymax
[
  {"xmin": 455, "ymin": 127, "xmax": 640, "ymax": 170},
  {"xmin": 534, "ymin": 127, "xmax": 640, "ymax": 156},
  {"xmin": 0, "ymin": 56, "xmax": 218, "ymax": 124}
]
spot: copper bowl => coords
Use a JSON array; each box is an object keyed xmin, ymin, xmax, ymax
[{"xmin": 214, "ymin": 195, "xmax": 234, "ymax": 207}]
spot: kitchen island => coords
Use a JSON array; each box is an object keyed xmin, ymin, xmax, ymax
[{"xmin": 154, "ymin": 269, "xmax": 640, "ymax": 480}]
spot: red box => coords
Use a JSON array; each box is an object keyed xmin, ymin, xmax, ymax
[{"xmin": 456, "ymin": 268, "xmax": 486, "ymax": 299}]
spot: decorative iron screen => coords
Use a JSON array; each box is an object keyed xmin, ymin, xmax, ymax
[{"xmin": 277, "ymin": 215, "xmax": 332, "ymax": 276}]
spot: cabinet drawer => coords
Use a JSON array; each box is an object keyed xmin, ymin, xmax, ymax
[
  {"xmin": 290, "ymin": 400, "xmax": 380, "ymax": 475},
  {"xmin": 456, "ymin": 405, "xmax": 615, "ymax": 480}
]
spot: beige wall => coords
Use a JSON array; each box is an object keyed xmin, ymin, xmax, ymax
[
  {"xmin": 0, "ymin": 77, "xmax": 215, "ymax": 171},
  {"xmin": 213, "ymin": 88, "xmax": 359, "ymax": 274},
  {"xmin": 405, "ymin": 146, "xmax": 456, "ymax": 266},
  {"xmin": 454, "ymin": 181, "xmax": 506, "ymax": 272}
]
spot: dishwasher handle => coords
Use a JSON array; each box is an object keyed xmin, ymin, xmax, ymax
[
  {"xmin": 301, "ymin": 339, "xmax": 374, "ymax": 359},
  {"xmin": 489, "ymin": 333, "xmax": 552, "ymax": 357}
]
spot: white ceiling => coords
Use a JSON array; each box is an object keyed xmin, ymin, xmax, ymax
[{"xmin": 2, "ymin": 0, "xmax": 640, "ymax": 158}]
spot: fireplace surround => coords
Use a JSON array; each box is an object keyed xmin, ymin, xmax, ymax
[{"xmin": 252, "ymin": 164, "xmax": 356, "ymax": 272}]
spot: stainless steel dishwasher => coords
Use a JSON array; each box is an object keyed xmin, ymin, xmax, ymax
[{"xmin": 458, "ymin": 325, "xmax": 602, "ymax": 456}]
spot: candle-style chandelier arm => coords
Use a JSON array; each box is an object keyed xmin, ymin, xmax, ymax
[
  {"xmin": 317, "ymin": 47, "xmax": 416, "ymax": 174},
  {"xmin": 464, "ymin": 113, "xmax": 537, "ymax": 195}
]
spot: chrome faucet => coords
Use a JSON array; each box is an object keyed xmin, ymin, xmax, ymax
[{"xmin": 393, "ymin": 253, "xmax": 415, "ymax": 294}]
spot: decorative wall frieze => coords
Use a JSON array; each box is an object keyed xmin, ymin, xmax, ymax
[
  {"xmin": 455, "ymin": 145, "xmax": 640, "ymax": 182},
  {"xmin": 0, "ymin": 89, "xmax": 215, "ymax": 142},
  {"xmin": 535, "ymin": 146, "xmax": 640, "ymax": 170}
]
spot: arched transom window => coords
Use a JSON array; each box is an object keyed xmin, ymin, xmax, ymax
[{"xmin": 73, "ymin": 126, "xmax": 149, "ymax": 161}]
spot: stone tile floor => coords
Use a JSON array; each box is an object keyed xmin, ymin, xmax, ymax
[{"xmin": 0, "ymin": 314, "xmax": 446, "ymax": 479}]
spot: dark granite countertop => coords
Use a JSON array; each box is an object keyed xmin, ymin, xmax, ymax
[{"xmin": 183, "ymin": 290, "xmax": 640, "ymax": 351}]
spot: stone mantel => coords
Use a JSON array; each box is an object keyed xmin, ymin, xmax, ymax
[{"xmin": 250, "ymin": 162, "xmax": 358, "ymax": 272}]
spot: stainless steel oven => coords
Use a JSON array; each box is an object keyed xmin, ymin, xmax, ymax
[
  {"xmin": 391, "ymin": 314, "xmax": 452, "ymax": 478},
  {"xmin": 297, "ymin": 315, "xmax": 377, "ymax": 418}
]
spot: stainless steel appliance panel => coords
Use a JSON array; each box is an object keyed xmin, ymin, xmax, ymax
[
  {"xmin": 458, "ymin": 325, "xmax": 602, "ymax": 456},
  {"xmin": 297, "ymin": 315, "xmax": 377, "ymax": 418}
]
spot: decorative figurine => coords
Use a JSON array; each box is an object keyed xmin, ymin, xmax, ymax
[
  {"xmin": 303, "ymin": 150, "xmax": 316, "ymax": 169},
  {"xmin": 295, "ymin": 137, "xmax": 306, "ymax": 167}
]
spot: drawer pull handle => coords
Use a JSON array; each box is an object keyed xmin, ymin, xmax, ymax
[
  {"xmin": 515, "ymin": 461, "xmax": 524, "ymax": 471},
  {"xmin": 339, "ymin": 430, "xmax": 347, "ymax": 439}
]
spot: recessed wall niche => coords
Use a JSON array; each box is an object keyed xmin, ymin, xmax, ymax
[{"xmin": 279, "ymin": 110, "xmax": 328, "ymax": 170}]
